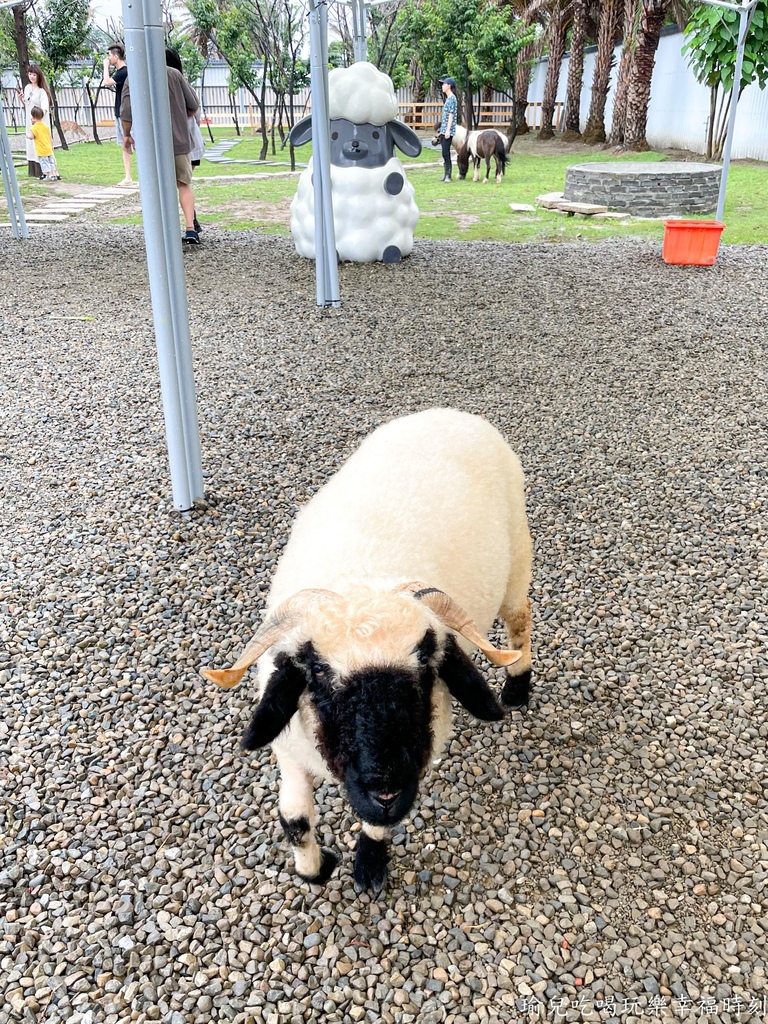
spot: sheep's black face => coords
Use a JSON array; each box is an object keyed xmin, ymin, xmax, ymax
[{"xmin": 301, "ymin": 637, "xmax": 437, "ymax": 827}]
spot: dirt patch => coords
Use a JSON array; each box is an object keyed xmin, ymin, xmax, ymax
[
  {"xmin": 207, "ymin": 196, "xmax": 293, "ymax": 223},
  {"xmin": 511, "ymin": 132, "xmax": 704, "ymax": 163},
  {"xmin": 421, "ymin": 210, "xmax": 481, "ymax": 228}
]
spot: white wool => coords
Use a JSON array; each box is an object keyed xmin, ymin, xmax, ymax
[
  {"xmin": 290, "ymin": 157, "xmax": 419, "ymax": 263},
  {"xmin": 268, "ymin": 410, "xmax": 532, "ymax": 626},
  {"xmin": 328, "ymin": 61, "xmax": 399, "ymax": 125}
]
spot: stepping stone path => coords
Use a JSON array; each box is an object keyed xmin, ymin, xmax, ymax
[
  {"xmin": 200, "ymin": 137, "xmax": 306, "ymax": 169},
  {"xmin": 0, "ymin": 182, "xmax": 139, "ymax": 229},
  {"xmin": 202, "ymin": 138, "xmax": 243, "ymax": 164}
]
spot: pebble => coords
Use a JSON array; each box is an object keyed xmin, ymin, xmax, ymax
[{"xmin": 0, "ymin": 227, "xmax": 766, "ymax": 1023}]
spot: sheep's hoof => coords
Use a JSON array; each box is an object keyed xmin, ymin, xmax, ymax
[
  {"xmin": 382, "ymin": 245, "xmax": 402, "ymax": 264},
  {"xmin": 501, "ymin": 669, "xmax": 531, "ymax": 709},
  {"xmin": 298, "ymin": 848, "xmax": 338, "ymax": 886},
  {"xmin": 353, "ymin": 833, "xmax": 388, "ymax": 894}
]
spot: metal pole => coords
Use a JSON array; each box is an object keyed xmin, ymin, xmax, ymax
[
  {"xmin": 0, "ymin": 92, "xmax": 26, "ymax": 239},
  {"xmin": 0, "ymin": 0, "xmax": 27, "ymax": 238},
  {"xmin": 351, "ymin": 0, "xmax": 368, "ymax": 62},
  {"xmin": 122, "ymin": 0, "xmax": 204, "ymax": 510},
  {"xmin": 308, "ymin": 0, "xmax": 340, "ymax": 307},
  {"xmin": 715, "ymin": 1, "xmax": 756, "ymax": 221}
]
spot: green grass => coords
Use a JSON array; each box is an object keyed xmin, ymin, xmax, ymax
[{"xmin": 14, "ymin": 129, "xmax": 765, "ymax": 246}]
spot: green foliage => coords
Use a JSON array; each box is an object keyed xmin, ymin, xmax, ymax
[
  {"xmin": 328, "ymin": 39, "xmax": 351, "ymax": 68},
  {"xmin": 186, "ymin": 0, "xmax": 220, "ymax": 36},
  {"xmin": 367, "ymin": 7, "xmax": 412, "ymax": 88},
  {"xmin": 217, "ymin": 2, "xmax": 263, "ymax": 93},
  {"xmin": 167, "ymin": 28, "xmax": 206, "ymax": 85},
  {"xmin": 0, "ymin": 10, "xmax": 17, "ymax": 70},
  {"xmin": 397, "ymin": 0, "xmax": 535, "ymax": 94},
  {"xmin": 683, "ymin": 0, "xmax": 768, "ymax": 93},
  {"xmin": 37, "ymin": 0, "xmax": 92, "ymax": 80}
]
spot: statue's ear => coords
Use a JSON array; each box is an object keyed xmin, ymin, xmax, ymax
[
  {"xmin": 389, "ymin": 121, "xmax": 422, "ymax": 158},
  {"xmin": 290, "ymin": 116, "xmax": 313, "ymax": 147},
  {"xmin": 438, "ymin": 635, "xmax": 504, "ymax": 721},
  {"xmin": 241, "ymin": 653, "xmax": 307, "ymax": 750}
]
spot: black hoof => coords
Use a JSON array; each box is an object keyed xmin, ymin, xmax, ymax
[
  {"xmin": 297, "ymin": 847, "xmax": 338, "ymax": 885},
  {"xmin": 382, "ymin": 245, "xmax": 402, "ymax": 264},
  {"xmin": 353, "ymin": 832, "xmax": 388, "ymax": 894},
  {"xmin": 501, "ymin": 669, "xmax": 531, "ymax": 708}
]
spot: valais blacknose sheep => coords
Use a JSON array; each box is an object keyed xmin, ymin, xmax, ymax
[
  {"xmin": 203, "ymin": 409, "xmax": 532, "ymax": 892},
  {"xmin": 289, "ymin": 61, "xmax": 422, "ymax": 263}
]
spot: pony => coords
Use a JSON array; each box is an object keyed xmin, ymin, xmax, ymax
[{"xmin": 457, "ymin": 129, "xmax": 508, "ymax": 183}]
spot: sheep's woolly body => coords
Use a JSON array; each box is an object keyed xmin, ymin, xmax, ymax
[
  {"xmin": 328, "ymin": 62, "xmax": 399, "ymax": 125},
  {"xmin": 290, "ymin": 158, "xmax": 419, "ymax": 263},
  {"xmin": 267, "ymin": 409, "xmax": 531, "ymax": 626}
]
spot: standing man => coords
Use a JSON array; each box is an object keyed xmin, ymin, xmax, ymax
[
  {"xmin": 102, "ymin": 44, "xmax": 133, "ymax": 185},
  {"xmin": 121, "ymin": 66, "xmax": 201, "ymax": 244}
]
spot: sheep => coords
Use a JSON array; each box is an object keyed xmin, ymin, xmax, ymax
[
  {"xmin": 202, "ymin": 409, "xmax": 533, "ymax": 893},
  {"xmin": 289, "ymin": 61, "xmax": 422, "ymax": 264}
]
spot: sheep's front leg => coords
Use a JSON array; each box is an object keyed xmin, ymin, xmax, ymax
[
  {"xmin": 353, "ymin": 823, "xmax": 390, "ymax": 894},
  {"xmin": 500, "ymin": 597, "xmax": 532, "ymax": 708},
  {"xmin": 277, "ymin": 756, "xmax": 338, "ymax": 884}
]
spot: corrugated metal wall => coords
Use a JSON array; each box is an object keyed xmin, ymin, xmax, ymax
[{"xmin": 528, "ymin": 27, "xmax": 768, "ymax": 161}]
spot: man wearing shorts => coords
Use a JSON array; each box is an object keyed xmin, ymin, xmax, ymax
[
  {"xmin": 120, "ymin": 66, "xmax": 201, "ymax": 245},
  {"xmin": 102, "ymin": 45, "xmax": 132, "ymax": 185}
]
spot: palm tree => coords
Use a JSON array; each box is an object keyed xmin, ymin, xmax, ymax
[
  {"xmin": 513, "ymin": 0, "xmax": 549, "ymax": 135},
  {"xmin": 562, "ymin": 0, "xmax": 588, "ymax": 138},
  {"xmin": 582, "ymin": 0, "xmax": 621, "ymax": 143},
  {"xmin": 622, "ymin": 0, "xmax": 669, "ymax": 148},
  {"xmin": 539, "ymin": 0, "xmax": 567, "ymax": 138},
  {"xmin": 608, "ymin": 0, "xmax": 638, "ymax": 145}
]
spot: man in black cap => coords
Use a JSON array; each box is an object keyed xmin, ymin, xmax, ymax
[{"xmin": 438, "ymin": 76, "xmax": 458, "ymax": 182}]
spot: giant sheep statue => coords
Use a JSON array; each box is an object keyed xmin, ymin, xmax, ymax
[
  {"xmin": 289, "ymin": 61, "xmax": 422, "ymax": 264},
  {"xmin": 203, "ymin": 409, "xmax": 532, "ymax": 893}
]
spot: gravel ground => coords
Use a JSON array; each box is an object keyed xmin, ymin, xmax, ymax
[{"xmin": 1, "ymin": 224, "xmax": 767, "ymax": 1024}]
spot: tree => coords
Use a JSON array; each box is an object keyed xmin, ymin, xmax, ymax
[
  {"xmin": 622, "ymin": 0, "xmax": 668, "ymax": 149},
  {"xmin": 608, "ymin": 0, "xmax": 638, "ymax": 145},
  {"xmin": 538, "ymin": 0, "xmax": 566, "ymax": 138},
  {"xmin": 562, "ymin": 0, "xmax": 588, "ymax": 138},
  {"xmin": 683, "ymin": 0, "xmax": 768, "ymax": 158},
  {"xmin": 36, "ymin": 0, "xmax": 92, "ymax": 149},
  {"xmin": 582, "ymin": 0, "xmax": 621, "ymax": 143},
  {"xmin": 398, "ymin": 0, "xmax": 535, "ymax": 129}
]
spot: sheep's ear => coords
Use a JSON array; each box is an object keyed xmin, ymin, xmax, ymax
[
  {"xmin": 290, "ymin": 116, "xmax": 313, "ymax": 147},
  {"xmin": 438, "ymin": 635, "xmax": 504, "ymax": 722},
  {"xmin": 390, "ymin": 121, "xmax": 422, "ymax": 158},
  {"xmin": 241, "ymin": 653, "xmax": 307, "ymax": 750}
]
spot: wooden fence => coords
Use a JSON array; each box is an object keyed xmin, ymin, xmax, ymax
[{"xmin": 1, "ymin": 84, "xmax": 562, "ymax": 136}]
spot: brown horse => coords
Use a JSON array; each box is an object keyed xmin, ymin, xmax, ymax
[{"xmin": 457, "ymin": 130, "xmax": 508, "ymax": 183}]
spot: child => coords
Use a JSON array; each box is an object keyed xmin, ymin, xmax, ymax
[{"xmin": 27, "ymin": 106, "xmax": 60, "ymax": 181}]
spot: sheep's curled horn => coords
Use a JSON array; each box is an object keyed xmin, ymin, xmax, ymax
[{"xmin": 201, "ymin": 583, "xmax": 521, "ymax": 689}]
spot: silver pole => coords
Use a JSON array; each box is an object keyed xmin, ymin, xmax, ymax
[
  {"xmin": 308, "ymin": 0, "xmax": 340, "ymax": 307},
  {"xmin": 715, "ymin": 2, "xmax": 755, "ymax": 222},
  {"xmin": 0, "ymin": 91, "xmax": 26, "ymax": 239},
  {"xmin": 123, "ymin": 0, "xmax": 204, "ymax": 510},
  {"xmin": 351, "ymin": 0, "xmax": 368, "ymax": 62}
]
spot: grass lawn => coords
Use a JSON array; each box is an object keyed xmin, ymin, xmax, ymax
[{"xmin": 12, "ymin": 128, "xmax": 768, "ymax": 246}]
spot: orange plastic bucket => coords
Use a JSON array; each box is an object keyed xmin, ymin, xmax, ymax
[{"xmin": 662, "ymin": 219, "xmax": 725, "ymax": 266}]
